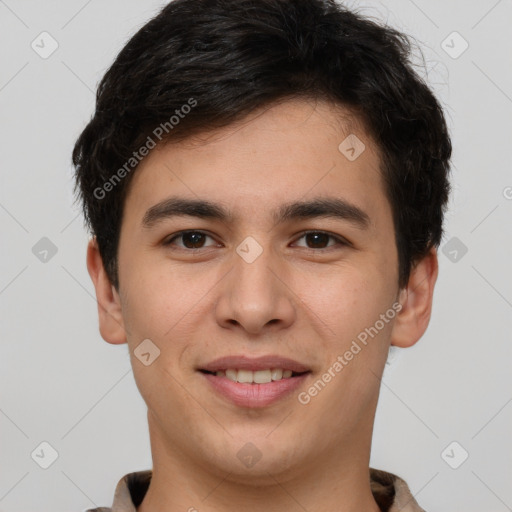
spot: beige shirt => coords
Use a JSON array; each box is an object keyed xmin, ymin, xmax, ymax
[{"xmin": 85, "ymin": 468, "xmax": 426, "ymax": 511}]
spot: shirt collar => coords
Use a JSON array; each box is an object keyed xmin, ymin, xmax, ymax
[{"xmin": 102, "ymin": 468, "xmax": 425, "ymax": 512}]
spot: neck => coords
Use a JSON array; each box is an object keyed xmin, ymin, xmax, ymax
[{"xmin": 137, "ymin": 413, "xmax": 381, "ymax": 512}]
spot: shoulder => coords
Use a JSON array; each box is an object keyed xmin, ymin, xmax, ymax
[
  {"xmin": 370, "ymin": 467, "xmax": 427, "ymax": 512},
  {"xmin": 82, "ymin": 470, "xmax": 152, "ymax": 512}
]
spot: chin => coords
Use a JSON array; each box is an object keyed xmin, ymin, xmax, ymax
[{"xmin": 201, "ymin": 433, "xmax": 306, "ymax": 484}]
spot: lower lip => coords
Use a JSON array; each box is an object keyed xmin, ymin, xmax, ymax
[{"xmin": 200, "ymin": 372, "xmax": 310, "ymax": 408}]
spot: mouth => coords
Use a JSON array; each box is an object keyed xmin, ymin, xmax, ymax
[
  {"xmin": 199, "ymin": 370, "xmax": 311, "ymax": 408},
  {"xmin": 199, "ymin": 354, "xmax": 311, "ymax": 374},
  {"xmin": 199, "ymin": 368, "xmax": 310, "ymax": 383},
  {"xmin": 197, "ymin": 355, "xmax": 312, "ymax": 408}
]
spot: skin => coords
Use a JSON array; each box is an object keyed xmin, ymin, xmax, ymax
[{"xmin": 87, "ymin": 98, "xmax": 438, "ymax": 512}]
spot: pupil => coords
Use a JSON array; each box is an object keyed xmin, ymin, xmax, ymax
[
  {"xmin": 184, "ymin": 232, "xmax": 204, "ymax": 248},
  {"xmin": 180, "ymin": 232, "xmax": 328, "ymax": 249},
  {"xmin": 306, "ymin": 232, "xmax": 328, "ymax": 248}
]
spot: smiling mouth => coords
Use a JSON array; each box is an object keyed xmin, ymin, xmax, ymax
[{"xmin": 199, "ymin": 368, "xmax": 310, "ymax": 384}]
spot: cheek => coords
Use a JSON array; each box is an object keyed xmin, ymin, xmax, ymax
[
  {"xmin": 298, "ymin": 262, "xmax": 393, "ymax": 341},
  {"xmin": 119, "ymin": 261, "xmax": 217, "ymax": 379},
  {"xmin": 121, "ymin": 278, "xmax": 193, "ymax": 407},
  {"xmin": 119, "ymin": 249, "xmax": 205, "ymax": 335},
  {"xmin": 300, "ymin": 283, "xmax": 396, "ymax": 425}
]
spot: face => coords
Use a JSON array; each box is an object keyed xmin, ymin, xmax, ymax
[{"xmin": 97, "ymin": 99, "xmax": 413, "ymax": 482}]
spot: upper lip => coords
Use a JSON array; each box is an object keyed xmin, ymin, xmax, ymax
[{"xmin": 199, "ymin": 355, "xmax": 310, "ymax": 373}]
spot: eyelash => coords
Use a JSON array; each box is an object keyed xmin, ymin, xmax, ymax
[{"xmin": 163, "ymin": 230, "xmax": 350, "ymax": 251}]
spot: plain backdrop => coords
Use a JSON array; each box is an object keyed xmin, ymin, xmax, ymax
[{"xmin": 1, "ymin": 1, "xmax": 511, "ymax": 511}]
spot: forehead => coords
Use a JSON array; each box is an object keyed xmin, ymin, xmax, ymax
[{"xmin": 122, "ymin": 99, "xmax": 389, "ymax": 232}]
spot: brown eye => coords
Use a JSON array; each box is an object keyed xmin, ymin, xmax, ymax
[
  {"xmin": 293, "ymin": 231, "xmax": 347, "ymax": 249},
  {"xmin": 305, "ymin": 232, "xmax": 330, "ymax": 248},
  {"xmin": 164, "ymin": 231, "xmax": 217, "ymax": 249}
]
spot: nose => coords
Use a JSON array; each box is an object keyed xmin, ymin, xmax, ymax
[{"xmin": 215, "ymin": 242, "xmax": 296, "ymax": 335}]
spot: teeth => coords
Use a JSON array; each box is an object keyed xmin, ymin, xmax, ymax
[
  {"xmin": 271, "ymin": 368, "xmax": 283, "ymax": 380},
  {"xmin": 217, "ymin": 368, "xmax": 297, "ymax": 383},
  {"xmin": 237, "ymin": 369, "xmax": 253, "ymax": 383},
  {"xmin": 225, "ymin": 369, "xmax": 237, "ymax": 380}
]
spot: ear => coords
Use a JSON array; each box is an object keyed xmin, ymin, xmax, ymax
[
  {"xmin": 390, "ymin": 247, "xmax": 439, "ymax": 348},
  {"xmin": 86, "ymin": 237, "xmax": 127, "ymax": 345}
]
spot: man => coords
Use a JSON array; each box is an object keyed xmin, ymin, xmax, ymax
[{"xmin": 73, "ymin": 0, "xmax": 451, "ymax": 510}]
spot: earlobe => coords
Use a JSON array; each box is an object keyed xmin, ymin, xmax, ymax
[
  {"xmin": 390, "ymin": 247, "xmax": 439, "ymax": 348},
  {"xmin": 86, "ymin": 237, "xmax": 127, "ymax": 345}
]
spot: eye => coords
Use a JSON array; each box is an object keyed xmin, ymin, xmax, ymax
[
  {"xmin": 162, "ymin": 229, "xmax": 349, "ymax": 251},
  {"xmin": 163, "ymin": 230, "xmax": 219, "ymax": 249},
  {"xmin": 292, "ymin": 231, "xmax": 348, "ymax": 249}
]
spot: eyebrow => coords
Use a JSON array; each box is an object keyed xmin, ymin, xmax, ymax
[{"xmin": 141, "ymin": 196, "xmax": 371, "ymax": 230}]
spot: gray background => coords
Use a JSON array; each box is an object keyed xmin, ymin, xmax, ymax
[{"xmin": 1, "ymin": 0, "xmax": 511, "ymax": 511}]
